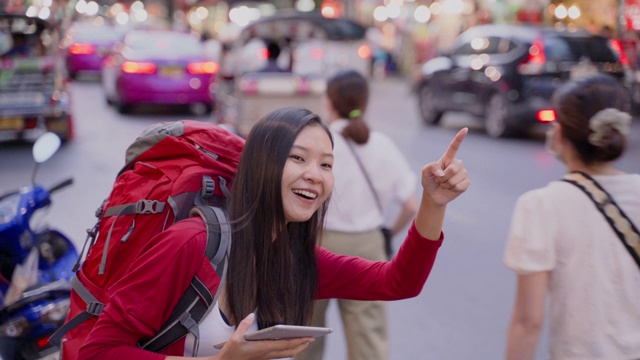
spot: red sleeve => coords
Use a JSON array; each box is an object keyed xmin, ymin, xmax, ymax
[
  {"xmin": 78, "ymin": 219, "xmax": 211, "ymax": 360},
  {"xmin": 316, "ymin": 221, "xmax": 443, "ymax": 300}
]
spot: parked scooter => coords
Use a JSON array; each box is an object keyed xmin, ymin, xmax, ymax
[{"xmin": 0, "ymin": 133, "xmax": 77, "ymax": 359}]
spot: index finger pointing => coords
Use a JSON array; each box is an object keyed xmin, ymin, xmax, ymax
[{"xmin": 441, "ymin": 127, "xmax": 468, "ymax": 165}]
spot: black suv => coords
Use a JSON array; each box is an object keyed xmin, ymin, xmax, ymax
[{"xmin": 415, "ymin": 24, "xmax": 625, "ymax": 138}]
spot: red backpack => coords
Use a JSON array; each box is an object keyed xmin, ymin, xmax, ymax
[{"xmin": 49, "ymin": 120, "xmax": 245, "ymax": 358}]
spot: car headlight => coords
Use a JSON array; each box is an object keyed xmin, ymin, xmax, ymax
[
  {"xmin": 0, "ymin": 193, "xmax": 20, "ymax": 225},
  {"xmin": 0, "ymin": 316, "xmax": 31, "ymax": 337},
  {"xmin": 39, "ymin": 298, "xmax": 70, "ymax": 324}
]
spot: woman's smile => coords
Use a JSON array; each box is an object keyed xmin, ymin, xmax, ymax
[{"xmin": 282, "ymin": 123, "xmax": 334, "ymax": 224}]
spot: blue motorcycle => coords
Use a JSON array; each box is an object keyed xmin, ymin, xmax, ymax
[{"xmin": 0, "ymin": 133, "xmax": 77, "ymax": 359}]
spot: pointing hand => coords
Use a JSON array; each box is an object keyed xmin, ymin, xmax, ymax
[{"xmin": 421, "ymin": 128, "xmax": 471, "ymax": 205}]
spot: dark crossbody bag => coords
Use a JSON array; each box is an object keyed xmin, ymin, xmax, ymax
[
  {"xmin": 344, "ymin": 139, "xmax": 394, "ymax": 260},
  {"xmin": 562, "ymin": 171, "xmax": 640, "ymax": 269}
]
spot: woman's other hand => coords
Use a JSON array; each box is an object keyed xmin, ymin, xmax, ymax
[
  {"xmin": 421, "ymin": 127, "xmax": 470, "ymax": 206},
  {"xmin": 215, "ymin": 314, "xmax": 314, "ymax": 360}
]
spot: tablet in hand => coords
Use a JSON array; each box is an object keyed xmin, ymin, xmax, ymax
[
  {"xmin": 213, "ymin": 325, "xmax": 333, "ymax": 349},
  {"xmin": 244, "ymin": 325, "xmax": 333, "ymax": 341}
]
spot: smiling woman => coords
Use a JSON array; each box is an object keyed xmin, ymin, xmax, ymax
[
  {"xmin": 282, "ymin": 123, "xmax": 334, "ymax": 224},
  {"xmin": 75, "ymin": 107, "xmax": 471, "ymax": 360}
]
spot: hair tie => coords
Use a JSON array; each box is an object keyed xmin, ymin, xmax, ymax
[
  {"xmin": 588, "ymin": 108, "xmax": 632, "ymax": 147},
  {"xmin": 348, "ymin": 109, "xmax": 362, "ymax": 119}
]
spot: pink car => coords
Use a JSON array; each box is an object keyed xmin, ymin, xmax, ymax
[
  {"xmin": 63, "ymin": 21, "xmax": 121, "ymax": 80},
  {"xmin": 101, "ymin": 29, "xmax": 218, "ymax": 115}
]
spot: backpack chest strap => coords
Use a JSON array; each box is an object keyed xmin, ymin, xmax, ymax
[{"xmin": 104, "ymin": 200, "xmax": 166, "ymax": 217}]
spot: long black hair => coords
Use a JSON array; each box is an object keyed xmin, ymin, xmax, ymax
[{"xmin": 226, "ymin": 107, "xmax": 333, "ymax": 329}]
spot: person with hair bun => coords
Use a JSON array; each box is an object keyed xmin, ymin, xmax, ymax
[
  {"xmin": 504, "ymin": 74, "xmax": 640, "ymax": 360},
  {"xmin": 296, "ymin": 70, "xmax": 419, "ymax": 360}
]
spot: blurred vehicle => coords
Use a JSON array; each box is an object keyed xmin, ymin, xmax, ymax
[
  {"xmin": 414, "ymin": 24, "xmax": 625, "ymax": 138},
  {"xmin": 0, "ymin": 13, "xmax": 74, "ymax": 143},
  {"xmin": 61, "ymin": 19, "xmax": 123, "ymax": 80},
  {"xmin": 0, "ymin": 132, "xmax": 76, "ymax": 360},
  {"xmin": 101, "ymin": 29, "xmax": 218, "ymax": 115},
  {"xmin": 215, "ymin": 10, "xmax": 370, "ymax": 136}
]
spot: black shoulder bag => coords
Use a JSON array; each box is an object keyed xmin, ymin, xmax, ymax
[
  {"xmin": 562, "ymin": 171, "xmax": 640, "ymax": 269},
  {"xmin": 344, "ymin": 139, "xmax": 394, "ymax": 260}
]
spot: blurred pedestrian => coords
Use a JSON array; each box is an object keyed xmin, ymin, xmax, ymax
[
  {"xmin": 504, "ymin": 73, "xmax": 640, "ymax": 360},
  {"xmin": 296, "ymin": 70, "xmax": 418, "ymax": 360},
  {"xmin": 257, "ymin": 40, "xmax": 288, "ymax": 73}
]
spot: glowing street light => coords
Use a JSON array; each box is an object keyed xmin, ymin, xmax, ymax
[
  {"xmin": 568, "ymin": 5, "xmax": 581, "ymax": 20},
  {"xmin": 555, "ymin": 4, "xmax": 568, "ymax": 19}
]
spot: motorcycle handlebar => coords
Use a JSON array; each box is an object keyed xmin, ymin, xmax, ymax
[{"xmin": 49, "ymin": 178, "xmax": 74, "ymax": 194}]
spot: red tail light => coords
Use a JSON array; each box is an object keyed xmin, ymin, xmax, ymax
[
  {"xmin": 537, "ymin": 109, "xmax": 556, "ymax": 123},
  {"xmin": 528, "ymin": 38, "xmax": 546, "ymax": 64},
  {"xmin": 258, "ymin": 48, "xmax": 268, "ymax": 60},
  {"xmin": 69, "ymin": 43, "xmax": 95, "ymax": 55},
  {"xmin": 610, "ymin": 39, "xmax": 629, "ymax": 66},
  {"xmin": 187, "ymin": 61, "xmax": 219, "ymax": 74},
  {"xmin": 518, "ymin": 38, "xmax": 546, "ymax": 75},
  {"xmin": 121, "ymin": 61, "xmax": 157, "ymax": 74}
]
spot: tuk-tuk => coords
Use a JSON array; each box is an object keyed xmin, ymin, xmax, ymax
[
  {"xmin": 213, "ymin": 10, "xmax": 370, "ymax": 136},
  {"xmin": 0, "ymin": 12, "xmax": 73, "ymax": 143}
]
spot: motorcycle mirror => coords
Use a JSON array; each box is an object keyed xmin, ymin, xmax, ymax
[{"xmin": 32, "ymin": 132, "xmax": 61, "ymax": 164}]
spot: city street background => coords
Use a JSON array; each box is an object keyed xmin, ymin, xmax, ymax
[{"xmin": 0, "ymin": 75, "xmax": 639, "ymax": 359}]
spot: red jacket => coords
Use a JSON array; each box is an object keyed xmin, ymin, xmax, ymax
[{"xmin": 77, "ymin": 218, "xmax": 443, "ymax": 360}]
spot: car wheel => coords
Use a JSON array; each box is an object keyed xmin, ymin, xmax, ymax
[
  {"xmin": 117, "ymin": 102, "xmax": 132, "ymax": 114},
  {"xmin": 484, "ymin": 93, "xmax": 512, "ymax": 138},
  {"xmin": 417, "ymin": 84, "xmax": 443, "ymax": 125}
]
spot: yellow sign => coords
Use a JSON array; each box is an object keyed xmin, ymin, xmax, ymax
[
  {"xmin": 0, "ymin": 116, "xmax": 23, "ymax": 131},
  {"xmin": 159, "ymin": 66, "xmax": 184, "ymax": 77}
]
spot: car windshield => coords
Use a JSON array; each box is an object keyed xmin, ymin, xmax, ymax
[
  {"xmin": 125, "ymin": 32, "xmax": 203, "ymax": 57},
  {"xmin": 544, "ymin": 35, "xmax": 618, "ymax": 63},
  {"xmin": 0, "ymin": 17, "xmax": 47, "ymax": 59}
]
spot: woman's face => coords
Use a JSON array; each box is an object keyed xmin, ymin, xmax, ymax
[{"xmin": 281, "ymin": 123, "xmax": 334, "ymax": 224}]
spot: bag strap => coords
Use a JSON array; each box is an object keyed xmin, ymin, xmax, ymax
[
  {"xmin": 49, "ymin": 205, "xmax": 232, "ymax": 354},
  {"xmin": 48, "ymin": 275, "xmax": 103, "ymax": 346},
  {"xmin": 562, "ymin": 171, "xmax": 640, "ymax": 269},
  {"xmin": 343, "ymin": 138, "xmax": 383, "ymax": 215},
  {"xmin": 138, "ymin": 205, "xmax": 231, "ymax": 355}
]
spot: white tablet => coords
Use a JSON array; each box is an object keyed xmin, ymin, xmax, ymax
[
  {"xmin": 213, "ymin": 325, "xmax": 333, "ymax": 349},
  {"xmin": 244, "ymin": 325, "xmax": 333, "ymax": 341}
]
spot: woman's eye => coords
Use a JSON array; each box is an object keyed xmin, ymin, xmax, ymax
[
  {"xmin": 289, "ymin": 155, "xmax": 304, "ymax": 161},
  {"xmin": 322, "ymin": 162, "xmax": 333, "ymax": 169}
]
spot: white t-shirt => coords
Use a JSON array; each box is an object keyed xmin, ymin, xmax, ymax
[
  {"xmin": 325, "ymin": 119, "xmax": 417, "ymax": 232},
  {"xmin": 184, "ymin": 302, "xmax": 261, "ymax": 357},
  {"xmin": 504, "ymin": 174, "xmax": 640, "ymax": 360}
]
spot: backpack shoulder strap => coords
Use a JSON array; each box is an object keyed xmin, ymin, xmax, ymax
[
  {"xmin": 139, "ymin": 205, "xmax": 231, "ymax": 355},
  {"xmin": 48, "ymin": 275, "xmax": 104, "ymax": 347}
]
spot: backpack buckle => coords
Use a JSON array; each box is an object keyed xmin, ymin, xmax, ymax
[
  {"xmin": 86, "ymin": 301, "xmax": 105, "ymax": 316},
  {"xmin": 136, "ymin": 200, "xmax": 165, "ymax": 214}
]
